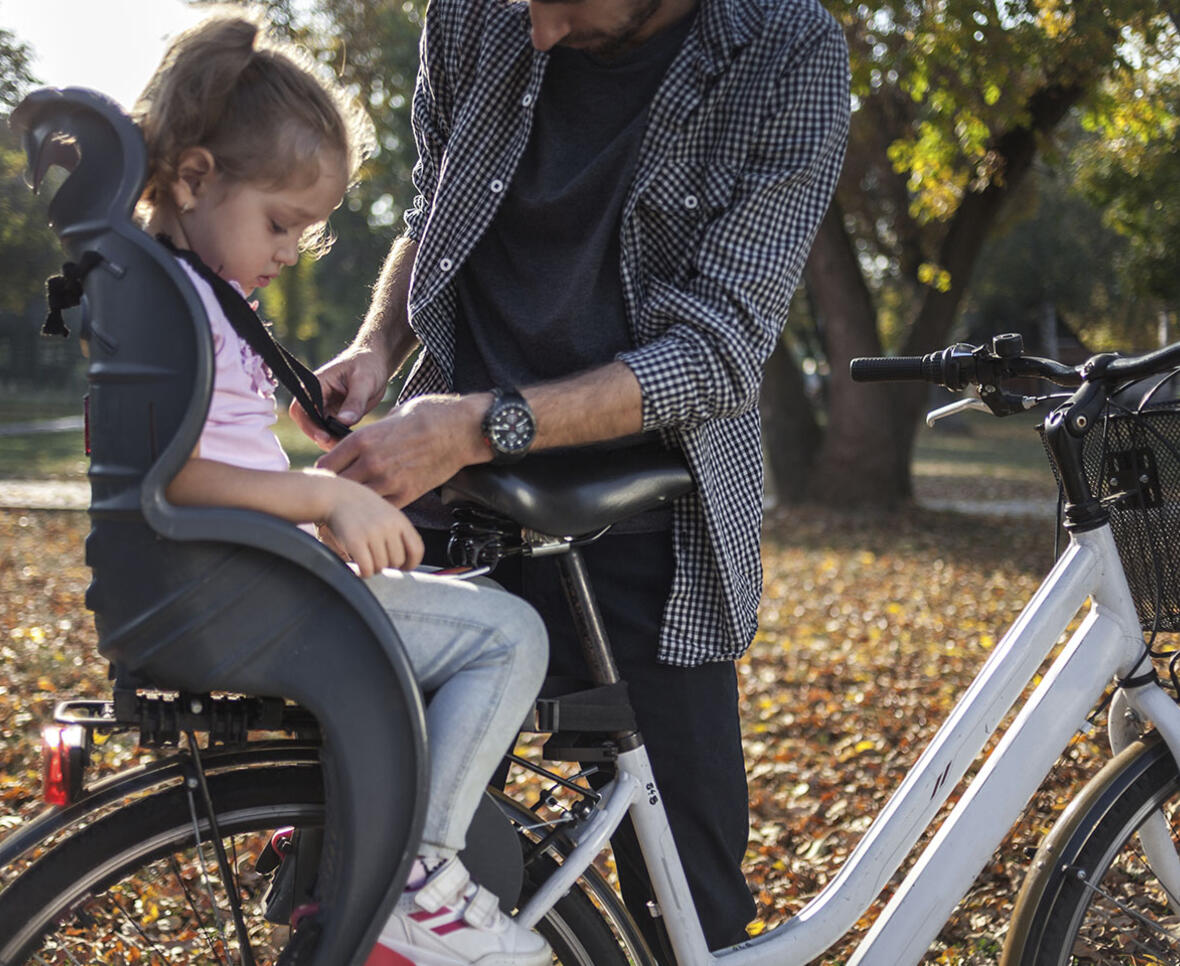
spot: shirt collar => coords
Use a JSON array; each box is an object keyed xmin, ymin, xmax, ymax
[{"xmin": 692, "ymin": 0, "xmax": 762, "ymax": 77}]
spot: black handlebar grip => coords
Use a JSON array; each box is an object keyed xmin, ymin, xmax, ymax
[{"xmin": 849, "ymin": 356, "xmax": 930, "ymax": 383}]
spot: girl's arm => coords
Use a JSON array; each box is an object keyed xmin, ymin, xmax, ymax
[{"xmin": 166, "ymin": 457, "xmax": 424, "ymax": 576}]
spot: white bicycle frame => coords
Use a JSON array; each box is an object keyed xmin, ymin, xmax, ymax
[{"xmin": 516, "ymin": 521, "xmax": 1180, "ymax": 966}]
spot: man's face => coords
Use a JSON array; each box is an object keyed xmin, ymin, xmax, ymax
[{"xmin": 527, "ymin": 0, "xmax": 664, "ymax": 58}]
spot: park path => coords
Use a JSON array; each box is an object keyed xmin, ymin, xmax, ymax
[
  {"xmin": 0, "ymin": 479, "xmax": 1057, "ymax": 517},
  {"xmin": 0, "ymin": 416, "xmax": 89, "ymax": 509},
  {"xmin": 0, "ymin": 417, "xmax": 1057, "ymax": 516}
]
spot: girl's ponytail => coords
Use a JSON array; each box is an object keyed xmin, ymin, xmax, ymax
[{"xmin": 135, "ymin": 7, "xmax": 373, "ymax": 239}]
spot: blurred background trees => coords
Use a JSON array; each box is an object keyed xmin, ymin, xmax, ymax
[
  {"xmin": 2, "ymin": 0, "xmax": 1176, "ymax": 507},
  {"xmin": 787, "ymin": 0, "xmax": 1178, "ymax": 505}
]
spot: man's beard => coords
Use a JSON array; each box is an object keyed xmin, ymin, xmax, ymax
[{"xmin": 567, "ymin": 0, "xmax": 664, "ymax": 60}]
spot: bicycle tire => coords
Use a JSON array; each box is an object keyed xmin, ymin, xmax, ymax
[
  {"xmin": 1002, "ymin": 731, "xmax": 1180, "ymax": 965},
  {"xmin": 0, "ymin": 752, "xmax": 638, "ymax": 966}
]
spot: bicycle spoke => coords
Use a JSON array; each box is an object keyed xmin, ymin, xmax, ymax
[
  {"xmin": 169, "ymin": 852, "xmax": 231, "ymax": 966},
  {"xmin": 108, "ymin": 888, "xmax": 175, "ymax": 961},
  {"xmin": 185, "ymin": 784, "xmax": 236, "ymax": 963},
  {"xmin": 1070, "ymin": 860, "xmax": 1180, "ymax": 962}
]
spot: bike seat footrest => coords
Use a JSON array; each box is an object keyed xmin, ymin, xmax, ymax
[
  {"xmin": 532, "ymin": 681, "xmax": 636, "ymax": 734},
  {"xmin": 542, "ymin": 732, "xmax": 619, "ymax": 763}
]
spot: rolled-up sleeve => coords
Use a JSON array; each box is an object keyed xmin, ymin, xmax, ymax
[{"xmin": 618, "ymin": 19, "xmax": 850, "ymax": 432}]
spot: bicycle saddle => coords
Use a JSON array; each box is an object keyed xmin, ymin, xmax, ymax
[{"xmin": 441, "ymin": 445, "xmax": 694, "ymax": 536}]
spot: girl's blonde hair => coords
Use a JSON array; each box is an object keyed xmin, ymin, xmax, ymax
[{"xmin": 134, "ymin": 8, "xmax": 374, "ymax": 254}]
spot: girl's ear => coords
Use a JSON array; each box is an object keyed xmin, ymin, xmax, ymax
[{"xmin": 171, "ymin": 147, "xmax": 218, "ymax": 212}]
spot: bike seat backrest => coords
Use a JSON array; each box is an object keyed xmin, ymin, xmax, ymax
[
  {"xmin": 11, "ymin": 86, "xmax": 413, "ymax": 681},
  {"xmin": 13, "ymin": 88, "xmax": 370, "ymax": 672},
  {"xmin": 440, "ymin": 445, "xmax": 694, "ymax": 536}
]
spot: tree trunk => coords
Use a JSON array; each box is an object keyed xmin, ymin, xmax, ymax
[
  {"xmin": 759, "ymin": 339, "xmax": 820, "ymax": 504},
  {"xmin": 804, "ymin": 201, "xmax": 911, "ymax": 506}
]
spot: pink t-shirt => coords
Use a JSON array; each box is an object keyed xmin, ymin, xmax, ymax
[{"xmin": 177, "ymin": 260, "xmax": 290, "ymax": 474}]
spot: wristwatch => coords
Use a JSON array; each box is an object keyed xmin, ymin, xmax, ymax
[{"xmin": 481, "ymin": 387, "xmax": 536, "ymax": 464}]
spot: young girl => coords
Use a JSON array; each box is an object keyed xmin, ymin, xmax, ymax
[{"xmin": 135, "ymin": 13, "xmax": 550, "ymax": 966}]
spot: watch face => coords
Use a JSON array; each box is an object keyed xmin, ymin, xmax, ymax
[{"xmin": 488, "ymin": 403, "xmax": 535, "ymax": 454}]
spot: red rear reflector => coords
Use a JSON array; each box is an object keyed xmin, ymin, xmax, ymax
[{"xmin": 42, "ymin": 725, "xmax": 86, "ymax": 806}]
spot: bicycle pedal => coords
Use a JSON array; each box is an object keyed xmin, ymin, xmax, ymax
[{"xmin": 255, "ymin": 826, "xmax": 296, "ymax": 877}]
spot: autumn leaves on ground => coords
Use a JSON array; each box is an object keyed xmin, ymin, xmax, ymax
[{"xmin": 0, "ymin": 500, "xmax": 1127, "ymax": 964}]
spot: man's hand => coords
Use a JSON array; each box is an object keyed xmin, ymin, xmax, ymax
[
  {"xmin": 290, "ymin": 344, "xmax": 393, "ymax": 450},
  {"xmin": 316, "ymin": 393, "xmax": 492, "ymax": 507}
]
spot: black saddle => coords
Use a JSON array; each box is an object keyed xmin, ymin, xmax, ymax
[{"xmin": 443, "ymin": 444, "xmax": 693, "ymax": 537}]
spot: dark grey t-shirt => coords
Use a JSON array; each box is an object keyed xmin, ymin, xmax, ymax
[{"xmin": 451, "ymin": 13, "xmax": 695, "ymax": 394}]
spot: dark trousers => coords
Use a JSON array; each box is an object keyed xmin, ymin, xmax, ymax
[{"xmin": 422, "ymin": 528, "xmax": 755, "ymax": 953}]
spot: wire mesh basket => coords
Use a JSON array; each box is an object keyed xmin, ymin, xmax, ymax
[{"xmin": 1081, "ymin": 399, "xmax": 1180, "ymax": 633}]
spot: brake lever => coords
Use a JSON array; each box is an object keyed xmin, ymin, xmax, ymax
[
  {"xmin": 926, "ymin": 394, "xmax": 990, "ymax": 428},
  {"xmin": 925, "ymin": 388, "xmax": 1039, "ymax": 427}
]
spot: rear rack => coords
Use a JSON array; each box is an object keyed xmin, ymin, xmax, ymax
[{"xmin": 54, "ymin": 689, "xmax": 320, "ymax": 747}]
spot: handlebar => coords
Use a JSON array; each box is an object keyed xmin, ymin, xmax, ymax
[
  {"xmin": 850, "ymin": 337, "xmax": 1084, "ymax": 392},
  {"xmin": 852, "ymin": 335, "xmax": 1180, "ymax": 394},
  {"xmin": 850, "ymin": 335, "xmax": 1180, "ymax": 526}
]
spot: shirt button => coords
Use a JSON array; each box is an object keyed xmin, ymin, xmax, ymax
[
  {"xmin": 490, "ymin": 179, "xmax": 505, "ymax": 193},
  {"xmin": 439, "ymin": 258, "xmax": 454, "ymax": 271},
  {"xmin": 683, "ymin": 194, "xmax": 699, "ymax": 210},
  {"xmin": 521, "ymin": 93, "xmax": 533, "ymax": 107}
]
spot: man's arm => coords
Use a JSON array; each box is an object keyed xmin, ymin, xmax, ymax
[{"xmin": 316, "ymin": 360, "xmax": 643, "ymax": 508}]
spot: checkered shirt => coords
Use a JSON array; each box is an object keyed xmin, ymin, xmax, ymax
[{"xmin": 399, "ymin": 0, "xmax": 850, "ymax": 666}]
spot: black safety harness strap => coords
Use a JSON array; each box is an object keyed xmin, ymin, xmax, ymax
[{"xmin": 158, "ymin": 236, "xmax": 351, "ymax": 441}]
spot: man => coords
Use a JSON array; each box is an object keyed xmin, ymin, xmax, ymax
[{"xmin": 295, "ymin": 0, "xmax": 849, "ymax": 952}]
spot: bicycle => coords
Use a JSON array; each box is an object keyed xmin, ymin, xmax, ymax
[{"xmin": 7, "ymin": 87, "xmax": 1180, "ymax": 966}]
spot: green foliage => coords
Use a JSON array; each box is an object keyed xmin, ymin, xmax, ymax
[
  {"xmin": 824, "ymin": 0, "xmax": 1175, "ymax": 354},
  {"xmin": 835, "ymin": 0, "xmax": 1164, "ymax": 225},
  {"xmin": 0, "ymin": 30, "xmax": 58, "ymax": 316},
  {"xmin": 0, "ymin": 130, "xmax": 59, "ymax": 315},
  {"xmin": 1074, "ymin": 70, "xmax": 1180, "ymax": 305},
  {"xmin": 0, "ymin": 28, "xmax": 36, "ymax": 111},
  {"xmin": 965, "ymin": 158, "xmax": 1153, "ymax": 350}
]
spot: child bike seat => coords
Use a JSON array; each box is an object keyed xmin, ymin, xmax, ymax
[{"xmin": 12, "ymin": 87, "xmax": 427, "ymax": 966}]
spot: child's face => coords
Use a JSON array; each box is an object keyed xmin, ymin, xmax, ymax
[{"xmin": 181, "ymin": 153, "xmax": 348, "ymax": 293}]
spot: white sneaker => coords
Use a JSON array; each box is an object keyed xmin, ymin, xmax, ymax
[{"xmin": 365, "ymin": 856, "xmax": 551, "ymax": 966}]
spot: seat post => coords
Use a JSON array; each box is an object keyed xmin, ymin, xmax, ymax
[{"xmin": 555, "ymin": 547, "xmax": 620, "ymax": 685}]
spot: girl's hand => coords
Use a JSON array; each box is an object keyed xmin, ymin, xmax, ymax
[{"xmin": 320, "ymin": 477, "xmax": 424, "ymax": 576}]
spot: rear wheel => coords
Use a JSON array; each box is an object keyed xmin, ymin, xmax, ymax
[
  {"xmin": 1004, "ymin": 732, "xmax": 1180, "ymax": 965},
  {"xmin": 0, "ymin": 755, "xmax": 645, "ymax": 965}
]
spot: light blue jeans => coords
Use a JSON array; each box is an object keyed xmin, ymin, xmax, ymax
[{"xmin": 364, "ymin": 569, "xmax": 547, "ymax": 856}]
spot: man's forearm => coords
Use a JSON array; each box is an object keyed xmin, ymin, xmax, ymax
[
  {"xmin": 525, "ymin": 360, "xmax": 644, "ymax": 451},
  {"xmin": 358, "ymin": 235, "xmax": 421, "ymax": 376}
]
